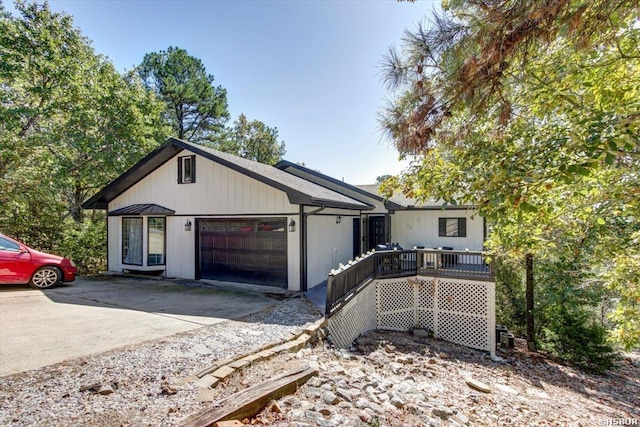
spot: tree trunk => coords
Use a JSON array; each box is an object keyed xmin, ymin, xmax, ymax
[{"xmin": 525, "ymin": 253, "xmax": 537, "ymax": 352}]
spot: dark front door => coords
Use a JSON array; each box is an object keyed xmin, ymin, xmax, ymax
[
  {"xmin": 198, "ymin": 218, "xmax": 287, "ymax": 288},
  {"xmin": 352, "ymin": 218, "xmax": 360, "ymax": 258},
  {"xmin": 368, "ymin": 216, "xmax": 386, "ymax": 250}
]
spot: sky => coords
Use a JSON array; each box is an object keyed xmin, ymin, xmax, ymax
[{"xmin": 6, "ymin": 0, "xmax": 438, "ymax": 184}]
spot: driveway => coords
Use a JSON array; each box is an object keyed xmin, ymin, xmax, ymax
[{"xmin": 0, "ymin": 276, "xmax": 278, "ymax": 377}]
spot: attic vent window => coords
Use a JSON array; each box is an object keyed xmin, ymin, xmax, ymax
[{"xmin": 178, "ymin": 155, "xmax": 196, "ymax": 184}]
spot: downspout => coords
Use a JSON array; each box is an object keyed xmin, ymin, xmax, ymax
[{"xmin": 300, "ymin": 205, "xmax": 326, "ymax": 292}]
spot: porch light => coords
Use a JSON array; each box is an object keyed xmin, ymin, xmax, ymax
[
  {"xmin": 336, "ymin": 216, "xmax": 342, "ymax": 224},
  {"xmin": 288, "ymin": 219, "xmax": 296, "ymax": 232},
  {"xmin": 184, "ymin": 219, "xmax": 192, "ymax": 231}
]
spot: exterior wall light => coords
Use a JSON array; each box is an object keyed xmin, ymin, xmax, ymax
[
  {"xmin": 288, "ymin": 219, "xmax": 296, "ymax": 232},
  {"xmin": 336, "ymin": 216, "xmax": 342, "ymax": 224},
  {"xmin": 185, "ymin": 219, "xmax": 192, "ymax": 231}
]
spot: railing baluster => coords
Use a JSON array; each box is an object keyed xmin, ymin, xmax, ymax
[{"xmin": 326, "ymin": 248, "xmax": 493, "ymax": 317}]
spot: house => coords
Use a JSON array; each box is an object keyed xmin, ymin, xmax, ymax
[
  {"xmin": 83, "ymin": 137, "xmax": 485, "ymax": 292},
  {"xmin": 275, "ymin": 161, "xmax": 487, "ymax": 254}
]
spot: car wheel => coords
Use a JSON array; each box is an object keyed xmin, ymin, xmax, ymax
[{"xmin": 29, "ymin": 266, "xmax": 62, "ymax": 289}]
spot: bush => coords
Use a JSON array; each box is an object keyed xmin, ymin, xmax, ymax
[
  {"xmin": 540, "ymin": 305, "xmax": 620, "ymax": 374},
  {"xmin": 58, "ymin": 217, "xmax": 107, "ymax": 275},
  {"xmin": 495, "ymin": 257, "xmax": 527, "ymax": 337}
]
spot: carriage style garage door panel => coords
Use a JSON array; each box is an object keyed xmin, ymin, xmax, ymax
[{"xmin": 198, "ymin": 218, "xmax": 287, "ymax": 287}]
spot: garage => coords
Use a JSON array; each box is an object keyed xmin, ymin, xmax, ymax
[{"xmin": 197, "ymin": 218, "xmax": 288, "ymax": 287}]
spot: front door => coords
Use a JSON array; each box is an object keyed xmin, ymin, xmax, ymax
[
  {"xmin": 352, "ymin": 218, "xmax": 360, "ymax": 258},
  {"xmin": 368, "ymin": 216, "xmax": 386, "ymax": 250}
]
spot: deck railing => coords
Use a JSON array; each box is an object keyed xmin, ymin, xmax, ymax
[{"xmin": 326, "ymin": 249, "xmax": 494, "ymax": 317}]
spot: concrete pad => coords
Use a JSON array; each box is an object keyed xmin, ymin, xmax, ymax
[
  {"xmin": 211, "ymin": 365, "xmax": 235, "ymax": 380},
  {"xmin": 228, "ymin": 359, "xmax": 250, "ymax": 369},
  {"xmin": 0, "ymin": 277, "xmax": 276, "ymax": 377},
  {"xmin": 194, "ymin": 374, "xmax": 219, "ymax": 389}
]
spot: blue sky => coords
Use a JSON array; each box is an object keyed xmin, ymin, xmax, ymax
[{"xmin": 6, "ymin": 0, "xmax": 437, "ymax": 184}]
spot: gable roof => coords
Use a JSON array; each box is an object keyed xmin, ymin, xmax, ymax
[
  {"xmin": 274, "ymin": 160, "xmax": 405, "ymax": 210},
  {"xmin": 82, "ymin": 137, "xmax": 372, "ymax": 211}
]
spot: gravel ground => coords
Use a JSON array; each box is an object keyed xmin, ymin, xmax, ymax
[
  {"xmin": 2, "ymin": 296, "xmax": 639, "ymax": 427},
  {"xmin": 0, "ymin": 295, "xmax": 322, "ymax": 426},
  {"xmin": 243, "ymin": 331, "xmax": 640, "ymax": 427}
]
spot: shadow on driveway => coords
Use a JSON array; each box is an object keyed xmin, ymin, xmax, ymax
[{"xmin": 0, "ymin": 276, "xmax": 286, "ymax": 376}]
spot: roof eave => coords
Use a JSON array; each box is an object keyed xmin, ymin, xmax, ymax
[
  {"xmin": 275, "ymin": 160, "xmax": 388, "ymax": 204},
  {"xmin": 81, "ymin": 139, "xmax": 181, "ymax": 210}
]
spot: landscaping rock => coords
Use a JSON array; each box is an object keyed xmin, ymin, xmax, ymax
[{"xmin": 321, "ymin": 390, "xmax": 339, "ymax": 405}]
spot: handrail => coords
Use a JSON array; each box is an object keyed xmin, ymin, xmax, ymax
[{"xmin": 326, "ymin": 249, "xmax": 494, "ymax": 317}]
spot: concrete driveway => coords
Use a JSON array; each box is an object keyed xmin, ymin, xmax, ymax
[{"xmin": 0, "ymin": 276, "xmax": 278, "ymax": 377}]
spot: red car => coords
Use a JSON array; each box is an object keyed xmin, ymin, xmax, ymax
[{"xmin": 0, "ymin": 233, "xmax": 77, "ymax": 289}]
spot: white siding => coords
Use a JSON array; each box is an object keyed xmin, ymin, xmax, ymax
[
  {"xmin": 287, "ymin": 223, "xmax": 301, "ymax": 291},
  {"xmin": 110, "ymin": 151, "xmax": 296, "ymax": 214},
  {"xmin": 391, "ymin": 210, "xmax": 484, "ymax": 251},
  {"xmin": 306, "ymin": 208, "xmax": 359, "ymax": 289},
  {"xmin": 107, "ymin": 151, "xmax": 301, "ymax": 289},
  {"xmin": 166, "ymin": 216, "xmax": 194, "ymax": 279},
  {"xmin": 107, "ymin": 216, "xmax": 119, "ymax": 270}
]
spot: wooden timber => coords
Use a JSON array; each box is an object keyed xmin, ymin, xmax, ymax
[{"xmin": 179, "ymin": 365, "xmax": 317, "ymax": 427}]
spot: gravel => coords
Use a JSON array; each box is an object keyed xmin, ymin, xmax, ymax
[{"xmin": 0, "ymin": 295, "xmax": 322, "ymax": 426}]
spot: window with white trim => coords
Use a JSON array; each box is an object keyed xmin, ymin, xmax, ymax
[
  {"xmin": 147, "ymin": 217, "xmax": 166, "ymax": 266},
  {"xmin": 122, "ymin": 217, "xmax": 143, "ymax": 265},
  {"xmin": 177, "ymin": 155, "xmax": 196, "ymax": 184}
]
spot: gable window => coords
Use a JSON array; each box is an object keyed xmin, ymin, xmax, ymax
[
  {"xmin": 122, "ymin": 217, "xmax": 143, "ymax": 265},
  {"xmin": 177, "ymin": 155, "xmax": 196, "ymax": 184},
  {"xmin": 147, "ymin": 217, "xmax": 166, "ymax": 266},
  {"xmin": 439, "ymin": 218, "xmax": 467, "ymax": 237}
]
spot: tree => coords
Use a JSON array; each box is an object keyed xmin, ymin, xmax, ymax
[
  {"xmin": 1, "ymin": 1, "xmax": 167, "ymax": 270},
  {"xmin": 376, "ymin": 174, "xmax": 393, "ymax": 184},
  {"xmin": 138, "ymin": 46, "xmax": 229, "ymax": 143},
  {"xmin": 212, "ymin": 114, "xmax": 286, "ymax": 165},
  {"xmin": 380, "ymin": 1, "xmax": 640, "ymax": 353}
]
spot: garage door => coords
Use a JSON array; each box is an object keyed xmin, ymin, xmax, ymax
[{"xmin": 198, "ymin": 218, "xmax": 287, "ymax": 287}]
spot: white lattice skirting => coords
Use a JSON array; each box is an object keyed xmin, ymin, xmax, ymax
[{"xmin": 327, "ymin": 276, "xmax": 495, "ymax": 355}]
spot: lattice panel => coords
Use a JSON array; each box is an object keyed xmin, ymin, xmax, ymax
[
  {"xmin": 327, "ymin": 281, "xmax": 377, "ymax": 349},
  {"xmin": 437, "ymin": 279, "xmax": 488, "ymax": 316},
  {"xmin": 438, "ymin": 312, "xmax": 489, "ymax": 350},
  {"xmin": 377, "ymin": 280, "xmax": 414, "ymax": 313},
  {"xmin": 329, "ymin": 275, "xmax": 495, "ymax": 354},
  {"xmin": 378, "ymin": 310, "xmax": 415, "ymax": 331},
  {"xmin": 417, "ymin": 279, "xmax": 435, "ymax": 310},
  {"xmin": 416, "ymin": 309, "xmax": 434, "ymax": 332}
]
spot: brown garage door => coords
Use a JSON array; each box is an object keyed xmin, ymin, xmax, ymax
[{"xmin": 198, "ymin": 218, "xmax": 287, "ymax": 288}]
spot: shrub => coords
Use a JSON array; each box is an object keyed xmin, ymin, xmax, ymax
[{"xmin": 58, "ymin": 217, "xmax": 107, "ymax": 275}]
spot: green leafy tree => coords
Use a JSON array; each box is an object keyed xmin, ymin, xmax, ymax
[
  {"xmin": 138, "ymin": 46, "xmax": 229, "ymax": 143},
  {"xmin": 380, "ymin": 0, "xmax": 640, "ymax": 356},
  {"xmin": 1, "ymin": 1, "xmax": 167, "ymax": 270},
  {"xmin": 212, "ymin": 114, "xmax": 286, "ymax": 165}
]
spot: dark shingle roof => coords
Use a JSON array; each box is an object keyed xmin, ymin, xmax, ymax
[
  {"xmin": 275, "ymin": 160, "xmax": 405, "ymax": 210},
  {"xmin": 83, "ymin": 138, "xmax": 372, "ymax": 211},
  {"xmin": 108, "ymin": 204, "xmax": 175, "ymax": 216}
]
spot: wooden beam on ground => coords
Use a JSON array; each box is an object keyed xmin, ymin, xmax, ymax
[{"xmin": 179, "ymin": 365, "xmax": 317, "ymax": 427}]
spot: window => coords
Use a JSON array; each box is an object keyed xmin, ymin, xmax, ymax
[
  {"xmin": 0, "ymin": 237, "xmax": 21, "ymax": 252},
  {"xmin": 177, "ymin": 155, "xmax": 196, "ymax": 184},
  {"xmin": 122, "ymin": 218, "xmax": 143, "ymax": 265},
  {"xmin": 147, "ymin": 218, "xmax": 166, "ymax": 266},
  {"xmin": 438, "ymin": 218, "xmax": 467, "ymax": 237}
]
